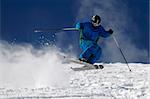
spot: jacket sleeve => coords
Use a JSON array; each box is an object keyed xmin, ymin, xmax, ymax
[
  {"xmin": 99, "ymin": 26, "xmax": 111, "ymax": 38},
  {"xmin": 75, "ymin": 22, "xmax": 84, "ymax": 30}
]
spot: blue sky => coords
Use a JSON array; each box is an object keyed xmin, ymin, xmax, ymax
[
  {"xmin": 0, "ymin": 0, "xmax": 149, "ymax": 63},
  {"xmin": 1, "ymin": 0, "xmax": 77, "ymax": 44}
]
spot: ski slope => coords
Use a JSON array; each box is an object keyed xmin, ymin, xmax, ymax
[{"xmin": 0, "ymin": 63, "xmax": 149, "ymax": 99}]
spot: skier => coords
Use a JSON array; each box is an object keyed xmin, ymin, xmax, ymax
[{"xmin": 75, "ymin": 15, "xmax": 113, "ymax": 68}]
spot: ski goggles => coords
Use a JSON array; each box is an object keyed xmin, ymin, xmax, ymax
[{"xmin": 92, "ymin": 20, "xmax": 100, "ymax": 27}]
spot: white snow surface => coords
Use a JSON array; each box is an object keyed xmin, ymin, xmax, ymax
[
  {"xmin": 0, "ymin": 63, "xmax": 149, "ymax": 99},
  {"xmin": 0, "ymin": 43, "xmax": 149, "ymax": 99}
]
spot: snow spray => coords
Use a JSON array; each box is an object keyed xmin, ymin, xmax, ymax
[{"xmin": 0, "ymin": 42, "xmax": 70, "ymax": 89}]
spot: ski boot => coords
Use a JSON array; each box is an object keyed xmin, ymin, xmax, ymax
[
  {"xmin": 79, "ymin": 58, "xmax": 90, "ymax": 64},
  {"xmin": 94, "ymin": 65, "xmax": 104, "ymax": 69}
]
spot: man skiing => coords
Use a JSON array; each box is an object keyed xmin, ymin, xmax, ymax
[{"xmin": 75, "ymin": 15, "xmax": 113, "ymax": 68}]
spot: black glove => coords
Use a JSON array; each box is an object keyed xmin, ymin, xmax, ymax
[{"xmin": 108, "ymin": 29, "xmax": 113, "ymax": 34}]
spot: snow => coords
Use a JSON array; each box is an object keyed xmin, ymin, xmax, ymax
[
  {"xmin": 0, "ymin": 43, "xmax": 149, "ymax": 99},
  {"xmin": 0, "ymin": 63, "xmax": 149, "ymax": 99}
]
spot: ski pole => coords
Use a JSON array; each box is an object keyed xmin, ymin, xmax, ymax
[
  {"xmin": 34, "ymin": 28, "xmax": 78, "ymax": 33},
  {"xmin": 112, "ymin": 35, "xmax": 132, "ymax": 72}
]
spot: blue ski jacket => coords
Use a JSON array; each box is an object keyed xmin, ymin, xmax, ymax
[{"xmin": 76, "ymin": 22, "xmax": 111, "ymax": 45}]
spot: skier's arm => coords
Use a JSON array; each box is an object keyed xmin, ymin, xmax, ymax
[
  {"xmin": 100, "ymin": 26, "xmax": 113, "ymax": 38},
  {"xmin": 75, "ymin": 22, "xmax": 84, "ymax": 30}
]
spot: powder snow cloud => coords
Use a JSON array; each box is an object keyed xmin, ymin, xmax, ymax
[{"xmin": 0, "ymin": 41, "xmax": 70, "ymax": 88}]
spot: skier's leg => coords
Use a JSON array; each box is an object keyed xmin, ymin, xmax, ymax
[
  {"xmin": 79, "ymin": 40, "xmax": 93, "ymax": 61},
  {"xmin": 79, "ymin": 45, "xmax": 93, "ymax": 62},
  {"xmin": 89, "ymin": 46, "xmax": 102, "ymax": 64},
  {"xmin": 80, "ymin": 44, "xmax": 99, "ymax": 64}
]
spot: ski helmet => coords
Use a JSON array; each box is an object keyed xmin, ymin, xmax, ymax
[{"xmin": 91, "ymin": 15, "xmax": 101, "ymax": 24}]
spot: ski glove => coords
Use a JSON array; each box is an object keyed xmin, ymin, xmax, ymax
[{"xmin": 108, "ymin": 29, "xmax": 113, "ymax": 34}]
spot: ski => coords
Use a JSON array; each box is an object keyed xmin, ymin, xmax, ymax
[
  {"xmin": 68, "ymin": 58, "xmax": 104, "ymax": 71},
  {"xmin": 60, "ymin": 55, "xmax": 104, "ymax": 71},
  {"xmin": 71, "ymin": 65, "xmax": 104, "ymax": 71}
]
